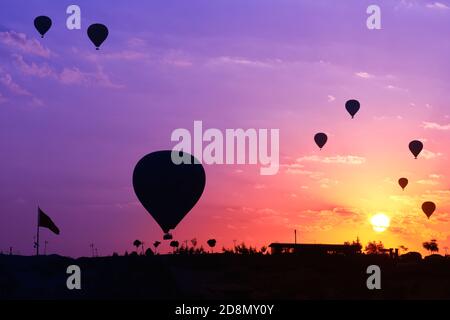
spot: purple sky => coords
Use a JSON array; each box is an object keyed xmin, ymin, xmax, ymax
[{"xmin": 1, "ymin": 0, "xmax": 449, "ymax": 257}]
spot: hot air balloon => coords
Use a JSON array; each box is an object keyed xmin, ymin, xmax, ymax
[
  {"xmin": 409, "ymin": 140, "xmax": 423, "ymax": 159},
  {"xmin": 87, "ymin": 23, "xmax": 109, "ymax": 50},
  {"xmin": 398, "ymin": 178, "xmax": 408, "ymax": 190},
  {"xmin": 34, "ymin": 16, "xmax": 52, "ymax": 38},
  {"xmin": 422, "ymin": 201, "xmax": 436, "ymax": 219},
  {"xmin": 314, "ymin": 132, "xmax": 328, "ymax": 150},
  {"xmin": 345, "ymin": 99, "xmax": 360, "ymax": 119},
  {"xmin": 133, "ymin": 150, "xmax": 206, "ymax": 238}
]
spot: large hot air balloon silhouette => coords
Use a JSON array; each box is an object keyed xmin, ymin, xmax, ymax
[
  {"xmin": 314, "ymin": 133, "xmax": 328, "ymax": 150},
  {"xmin": 133, "ymin": 150, "xmax": 206, "ymax": 238},
  {"xmin": 422, "ymin": 201, "xmax": 436, "ymax": 219},
  {"xmin": 345, "ymin": 99, "xmax": 360, "ymax": 119},
  {"xmin": 34, "ymin": 16, "xmax": 52, "ymax": 38},
  {"xmin": 409, "ymin": 140, "xmax": 423, "ymax": 159},
  {"xmin": 398, "ymin": 178, "xmax": 408, "ymax": 190},
  {"xmin": 87, "ymin": 23, "xmax": 109, "ymax": 50}
]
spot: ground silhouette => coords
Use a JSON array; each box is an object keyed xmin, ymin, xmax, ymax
[{"xmin": 1, "ymin": 252, "xmax": 449, "ymax": 299}]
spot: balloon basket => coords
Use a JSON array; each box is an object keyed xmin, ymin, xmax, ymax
[{"xmin": 163, "ymin": 233, "xmax": 173, "ymax": 240}]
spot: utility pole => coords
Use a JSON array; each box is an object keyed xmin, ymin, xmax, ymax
[
  {"xmin": 90, "ymin": 243, "xmax": 95, "ymax": 257},
  {"xmin": 44, "ymin": 241, "xmax": 48, "ymax": 255},
  {"xmin": 294, "ymin": 229, "xmax": 297, "ymax": 244}
]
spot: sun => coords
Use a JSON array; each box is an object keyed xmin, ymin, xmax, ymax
[{"xmin": 370, "ymin": 213, "xmax": 390, "ymax": 233}]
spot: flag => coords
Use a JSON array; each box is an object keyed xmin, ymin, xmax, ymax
[{"xmin": 38, "ymin": 207, "xmax": 60, "ymax": 235}]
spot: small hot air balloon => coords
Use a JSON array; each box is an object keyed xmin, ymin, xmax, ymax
[
  {"xmin": 314, "ymin": 132, "xmax": 328, "ymax": 150},
  {"xmin": 87, "ymin": 23, "xmax": 109, "ymax": 50},
  {"xmin": 345, "ymin": 99, "xmax": 360, "ymax": 119},
  {"xmin": 398, "ymin": 178, "xmax": 408, "ymax": 190},
  {"xmin": 133, "ymin": 150, "xmax": 206, "ymax": 239},
  {"xmin": 409, "ymin": 140, "xmax": 423, "ymax": 159},
  {"xmin": 422, "ymin": 201, "xmax": 436, "ymax": 219},
  {"xmin": 34, "ymin": 16, "xmax": 52, "ymax": 38}
]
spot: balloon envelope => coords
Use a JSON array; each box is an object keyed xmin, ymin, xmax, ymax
[
  {"xmin": 398, "ymin": 178, "xmax": 408, "ymax": 190},
  {"xmin": 314, "ymin": 132, "xmax": 328, "ymax": 149},
  {"xmin": 422, "ymin": 201, "xmax": 436, "ymax": 219},
  {"xmin": 345, "ymin": 99, "xmax": 360, "ymax": 119},
  {"xmin": 34, "ymin": 16, "xmax": 52, "ymax": 38},
  {"xmin": 133, "ymin": 150, "xmax": 206, "ymax": 234},
  {"xmin": 87, "ymin": 23, "xmax": 109, "ymax": 49},
  {"xmin": 409, "ymin": 140, "xmax": 423, "ymax": 159}
]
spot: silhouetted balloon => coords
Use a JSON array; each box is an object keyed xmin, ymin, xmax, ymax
[
  {"xmin": 207, "ymin": 239, "xmax": 216, "ymax": 248},
  {"xmin": 34, "ymin": 16, "xmax": 52, "ymax": 38},
  {"xmin": 409, "ymin": 140, "xmax": 423, "ymax": 159},
  {"xmin": 345, "ymin": 99, "xmax": 360, "ymax": 119},
  {"xmin": 314, "ymin": 133, "xmax": 328, "ymax": 150},
  {"xmin": 398, "ymin": 178, "xmax": 408, "ymax": 190},
  {"xmin": 422, "ymin": 201, "xmax": 436, "ymax": 219},
  {"xmin": 133, "ymin": 150, "xmax": 206, "ymax": 236},
  {"xmin": 87, "ymin": 23, "xmax": 109, "ymax": 50}
]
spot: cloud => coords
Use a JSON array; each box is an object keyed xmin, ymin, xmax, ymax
[
  {"xmin": 59, "ymin": 66, "xmax": 124, "ymax": 89},
  {"xmin": 355, "ymin": 71, "xmax": 373, "ymax": 79},
  {"xmin": 11, "ymin": 55, "xmax": 122, "ymax": 89},
  {"xmin": 0, "ymin": 92, "xmax": 7, "ymax": 104},
  {"xmin": 417, "ymin": 173, "xmax": 443, "ymax": 185},
  {"xmin": 281, "ymin": 163, "xmax": 323, "ymax": 178},
  {"xmin": 85, "ymin": 50, "xmax": 150, "ymax": 62},
  {"xmin": 0, "ymin": 31, "xmax": 51, "ymax": 58},
  {"xmin": 296, "ymin": 155, "xmax": 366, "ymax": 165},
  {"xmin": 13, "ymin": 54, "xmax": 56, "ymax": 78},
  {"xmin": 426, "ymin": 2, "xmax": 450, "ymax": 10},
  {"xmin": 0, "ymin": 71, "xmax": 30, "ymax": 96},
  {"xmin": 417, "ymin": 179, "xmax": 438, "ymax": 185},
  {"xmin": 327, "ymin": 95, "xmax": 336, "ymax": 102},
  {"xmin": 421, "ymin": 149, "xmax": 443, "ymax": 159},
  {"xmin": 208, "ymin": 56, "xmax": 276, "ymax": 68},
  {"xmin": 385, "ymin": 84, "xmax": 409, "ymax": 92},
  {"xmin": 421, "ymin": 121, "xmax": 450, "ymax": 131}
]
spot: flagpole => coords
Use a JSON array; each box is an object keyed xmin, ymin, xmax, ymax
[{"xmin": 36, "ymin": 207, "xmax": 40, "ymax": 256}]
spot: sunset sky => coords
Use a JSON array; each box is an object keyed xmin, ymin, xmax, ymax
[{"xmin": 0, "ymin": 0, "xmax": 449, "ymax": 257}]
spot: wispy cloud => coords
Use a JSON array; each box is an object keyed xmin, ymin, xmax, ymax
[
  {"xmin": 421, "ymin": 149, "xmax": 443, "ymax": 159},
  {"xmin": 296, "ymin": 155, "xmax": 366, "ymax": 165},
  {"xmin": 0, "ymin": 31, "xmax": 52, "ymax": 58},
  {"xmin": 60, "ymin": 66, "xmax": 124, "ymax": 89},
  {"xmin": 327, "ymin": 95, "xmax": 336, "ymax": 102},
  {"xmin": 13, "ymin": 54, "xmax": 55, "ymax": 78},
  {"xmin": 426, "ymin": 2, "xmax": 450, "ymax": 10},
  {"xmin": 208, "ymin": 56, "xmax": 277, "ymax": 68},
  {"xmin": 355, "ymin": 71, "xmax": 373, "ymax": 79},
  {"xmin": 421, "ymin": 121, "xmax": 450, "ymax": 131},
  {"xmin": 0, "ymin": 92, "xmax": 7, "ymax": 104},
  {"xmin": 11, "ymin": 55, "xmax": 123, "ymax": 89},
  {"xmin": 281, "ymin": 163, "xmax": 323, "ymax": 178},
  {"xmin": 0, "ymin": 70, "xmax": 30, "ymax": 96},
  {"xmin": 417, "ymin": 173, "xmax": 442, "ymax": 186}
]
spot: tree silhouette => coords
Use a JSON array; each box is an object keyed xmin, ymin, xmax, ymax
[
  {"xmin": 191, "ymin": 238, "xmax": 197, "ymax": 247},
  {"xmin": 170, "ymin": 240, "xmax": 179, "ymax": 253},
  {"xmin": 423, "ymin": 239, "xmax": 439, "ymax": 255},
  {"xmin": 133, "ymin": 240, "xmax": 143, "ymax": 255},
  {"xmin": 365, "ymin": 241, "xmax": 385, "ymax": 255},
  {"xmin": 207, "ymin": 239, "xmax": 216, "ymax": 253},
  {"xmin": 153, "ymin": 241, "xmax": 161, "ymax": 254}
]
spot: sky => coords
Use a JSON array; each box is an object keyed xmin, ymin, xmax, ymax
[{"xmin": 0, "ymin": 0, "xmax": 449, "ymax": 257}]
